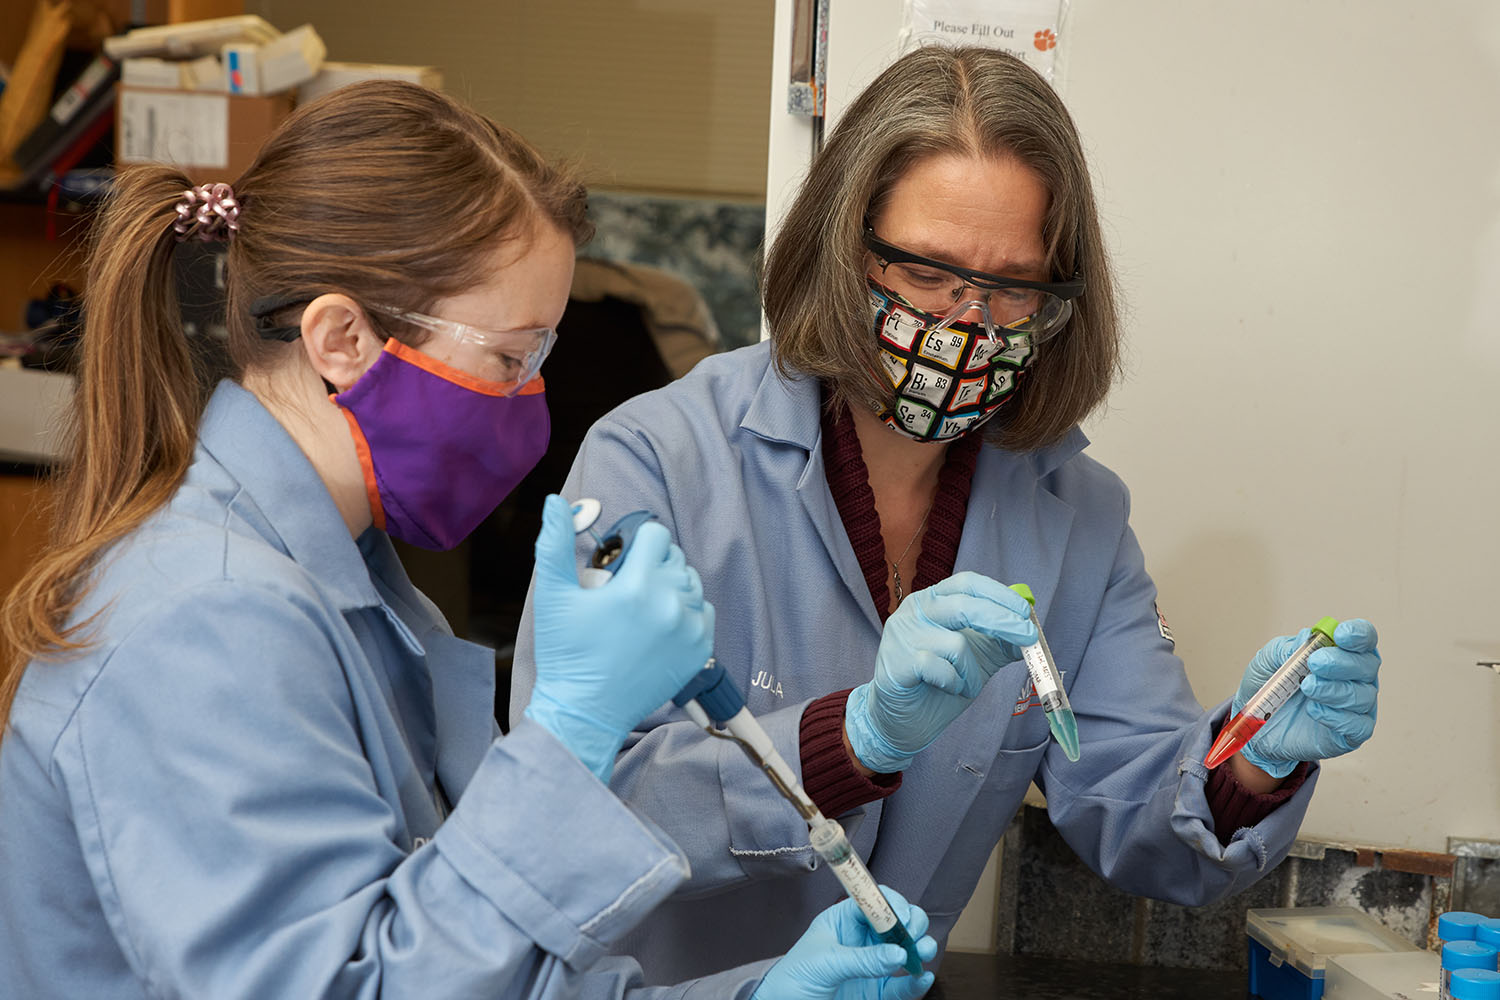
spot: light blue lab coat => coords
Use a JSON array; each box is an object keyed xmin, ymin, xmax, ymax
[
  {"xmin": 0, "ymin": 381, "xmax": 768, "ymax": 1000},
  {"xmin": 510, "ymin": 340, "xmax": 1319, "ymax": 984}
]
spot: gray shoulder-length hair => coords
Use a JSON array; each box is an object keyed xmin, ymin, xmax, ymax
[{"xmin": 762, "ymin": 45, "xmax": 1121, "ymax": 451}]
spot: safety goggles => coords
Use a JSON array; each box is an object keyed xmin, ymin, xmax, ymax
[
  {"xmin": 863, "ymin": 226, "xmax": 1084, "ymax": 343},
  {"xmin": 368, "ymin": 304, "xmax": 557, "ymax": 393}
]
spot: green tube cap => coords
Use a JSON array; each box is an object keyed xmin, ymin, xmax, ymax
[
  {"xmin": 1311, "ymin": 616, "xmax": 1340, "ymax": 642},
  {"xmin": 1009, "ymin": 583, "xmax": 1036, "ymax": 607}
]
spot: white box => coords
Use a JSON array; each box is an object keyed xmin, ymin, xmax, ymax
[
  {"xmin": 0, "ymin": 368, "xmax": 73, "ymax": 465},
  {"xmin": 257, "ymin": 25, "xmax": 325, "ymax": 95},
  {"xmin": 1325, "ymin": 950, "xmax": 1441, "ymax": 999},
  {"xmin": 182, "ymin": 54, "xmax": 226, "ymax": 93},
  {"xmin": 223, "ymin": 43, "xmax": 261, "ymax": 96},
  {"xmin": 105, "ymin": 15, "xmax": 278, "ymax": 60},
  {"xmin": 122, "ymin": 57, "xmax": 183, "ymax": 90},
  {"xmin": 298, "ymin": 61, "xmax": 443, "ymax": 104}
]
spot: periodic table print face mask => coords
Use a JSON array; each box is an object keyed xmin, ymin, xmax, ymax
[{"xmin": 866, "ymin": 277, "xmax": 1035, "ymax": 442}]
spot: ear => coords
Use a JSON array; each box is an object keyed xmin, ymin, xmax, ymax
[{"xmin": 299, "ymin": 293, "xmax": 385, "ymax": 392}]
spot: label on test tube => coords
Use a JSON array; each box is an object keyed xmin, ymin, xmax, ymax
[
  {"xmin": 809, "ymin": 821, "xmax": 897, "ymax": 933},
  {"xmin": 1021, "ymin": 643, "xmax": 1062, "ymax": 700},
  {"xmin": 1007, "ymin": 583, "xmax": 1080, "ymax": 761}
]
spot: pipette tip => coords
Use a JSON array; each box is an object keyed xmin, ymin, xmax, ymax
[{"xmin": 1046, "ymin": 707, "xmax": 1080, "ymax": 762}]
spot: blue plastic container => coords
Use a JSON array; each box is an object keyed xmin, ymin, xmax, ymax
[
  {"xmin": 1476, "ymin": 919, "xmax": 1500, "ymax": 951},
  {"xmin": 1452, "ymin": 968, "xmax": 1500, "ymax": 1000},
  {"xmin": 1249, "ymin": 938, "xmax": 1324, "ymax": 1000},
  {"xmin": 1445, "ymin": 941, "xmax": 1500, "ymax": 1000},
  {"xmin": 1441, "ymin": 913, "xmax": 1490, "ymax": 944},
  {"xmin": 1445, "ymin": 940, "xmax": 1500, "ymax": 973}
]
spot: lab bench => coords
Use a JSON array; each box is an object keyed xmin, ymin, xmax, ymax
[{"xmin": 931, "ymin": 951, "xmax": 1249, "ymax": 999}]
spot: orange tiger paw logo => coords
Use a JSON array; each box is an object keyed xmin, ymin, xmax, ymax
[{"xmin": 1034, "ymin": 28, "xmax": 1057, "ymax": 51}]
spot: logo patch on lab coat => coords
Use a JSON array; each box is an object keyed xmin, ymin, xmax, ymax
[
  {"xmin": 1012, "ymin": 659, "xmax": 1065, "ymax": 717},
  {"xmin": 1012, "ymin": 681, "xmax": 1041, "ymax": 717},
  {"xmin": 1155, "ymin": 601, "xmax": 1174, "ymax": 645}
]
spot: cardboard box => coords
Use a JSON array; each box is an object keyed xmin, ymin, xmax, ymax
[{"xmin": 115, "ymin": 85, "xmax": 293, "ymax": 182}]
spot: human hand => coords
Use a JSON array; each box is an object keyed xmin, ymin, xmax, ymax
[
  {"xmin": 524, "ymin": 496, "xmax": 714, "ymax": 782},
  {"xmin": 751, "ymin": 886, "xmax": 937, "ymax": 1000},
  {"xmin": 1234, "ymin": 619, "xmax": 1380, "ymax": 779},
  {"xmin": 845, "ymin": 572, "xmax": 1037, "ymax": 773}
]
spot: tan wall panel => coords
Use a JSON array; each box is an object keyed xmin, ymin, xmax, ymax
[{"xmin": 249, "ymin": 0, "xmax": 773, "ymax": 198}]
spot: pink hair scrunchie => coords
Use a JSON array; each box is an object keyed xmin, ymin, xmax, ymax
[{"xmin": 173, "ymin": 182, "xmax": 240, "ymax": 242}]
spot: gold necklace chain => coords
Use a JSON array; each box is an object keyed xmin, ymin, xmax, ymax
[{"xmin": 890, "ymin": 501, "xmax": 934, "ymax": 606}]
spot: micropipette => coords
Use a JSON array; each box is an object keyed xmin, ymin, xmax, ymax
[
  {"xmin": 670, "ymin": 659, "xmax": 926, "ymax": 976},
  {"xmin": 570, "ymin": 501, "xmax": 926, "ymax": 977},
  {"xmin": 1203, "ymin": 617, "xmax": 1340, "ymax": 770},
  {"xmin": 1007, "ymin": 584, "xmax": 1080, "ymax": 762}
]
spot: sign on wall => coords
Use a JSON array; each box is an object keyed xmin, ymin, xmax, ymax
[{"xmin": 901, "ymin": 0, "xmax": 1067, "ymax": 80}]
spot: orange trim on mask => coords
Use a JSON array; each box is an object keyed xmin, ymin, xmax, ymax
[
  {"xmin": 336, "ymin": 404, "xmax": 385, "ymax": 532},
  {"xmin": 384, "ymin": 338, "xmax": 546, "ymax": 397}
]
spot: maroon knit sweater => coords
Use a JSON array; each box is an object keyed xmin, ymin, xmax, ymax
[{"xmin": 797, "ymin": 395, "xmax": 1307, "ymax": 844}]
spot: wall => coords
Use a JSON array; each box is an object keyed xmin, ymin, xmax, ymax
[
  {"xmin": 770, "ymin": 1, "xmax": 1500, "ymax": 853},
  {"xmin": 247, "ymin": 0, "xmax": 773, "ymax": 198},
  {"xmin": 1064, "ymin": 0, "xmax": 1500, "ymax": 852}
]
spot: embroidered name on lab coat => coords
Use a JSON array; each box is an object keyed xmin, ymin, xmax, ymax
[{"xmin": 751, "ymin": 671, "xmax": 784, "ymax": 698}]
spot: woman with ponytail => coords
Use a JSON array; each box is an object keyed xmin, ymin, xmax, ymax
[{"xmin": 0, "ymin": 82, "xmax": 937, "ymax": 1000}]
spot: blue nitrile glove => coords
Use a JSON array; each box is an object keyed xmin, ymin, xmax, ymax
[
  {"xmin": 524, "ymin": 495, "xmax": 715, "ymax": 783},
  {"xmin": 751, "ymin": 886, "xmax": 938, "ymax": 1000},
  {"xmin": 845, "ymin": 572, "xmax": 1037, "ymax": 774},
  {"xmin": 1235, "ymin": 618, "xmax": 1381, "ymax": 779}
]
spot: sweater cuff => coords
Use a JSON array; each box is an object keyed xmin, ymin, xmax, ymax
[
  {"xmin": 1206, "ymin": 756, "xmax": 1311, "ymax": 846},
  {"xmin": 799, "ymin": 688, "xmax": 901, "ymax": 818}
]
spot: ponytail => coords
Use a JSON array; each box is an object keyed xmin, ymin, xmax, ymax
[{"xmin": 1, "ymin": 165, "xmax": 207, "ymax": 720}]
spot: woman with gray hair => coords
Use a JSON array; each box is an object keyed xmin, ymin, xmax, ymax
[{"xmin": 510, "ymin": 45, "xmax": 1381, "ymax": 982}]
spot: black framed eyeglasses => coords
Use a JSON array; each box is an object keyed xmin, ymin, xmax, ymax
[{"xmin": 862, "ymin": 225, "xmax": 1084, "ymax": 343}]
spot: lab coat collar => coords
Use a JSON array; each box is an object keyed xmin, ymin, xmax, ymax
[
  {"xmin": 737, "ymin": 354, "xmax": 884, "ymax": 629},
  {"xmin": 739, "ymin": 346, "xmax": 823, "ymax": 450},
  {"xmin": 1032, "ymin": 424, "xmax": 1090, "ymax": 478},
  {"xmin": 362, "ymin": 534, "xmax": 497, "ymax": 793},
  {"xmin": 196, "ymin": 380, "xmax": 385, "ymax": 613}
]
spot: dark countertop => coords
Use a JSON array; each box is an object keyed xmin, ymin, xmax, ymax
[{"xmin": 932, "ymin": 952, "xmax": 1250, "ymax": 999}]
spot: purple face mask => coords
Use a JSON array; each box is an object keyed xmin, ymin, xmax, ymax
[{"xmin": 334, "ymin": 338, "xmax": 550, "ymax": 550}]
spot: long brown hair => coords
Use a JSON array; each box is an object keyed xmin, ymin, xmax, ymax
[
  {"xmin": 763, "ymin": 45, "xmax": 1121, "ymax": 450},
  {"xmin": 1, "ymin": 81, "xmax": 590, "ymax": 730}
]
